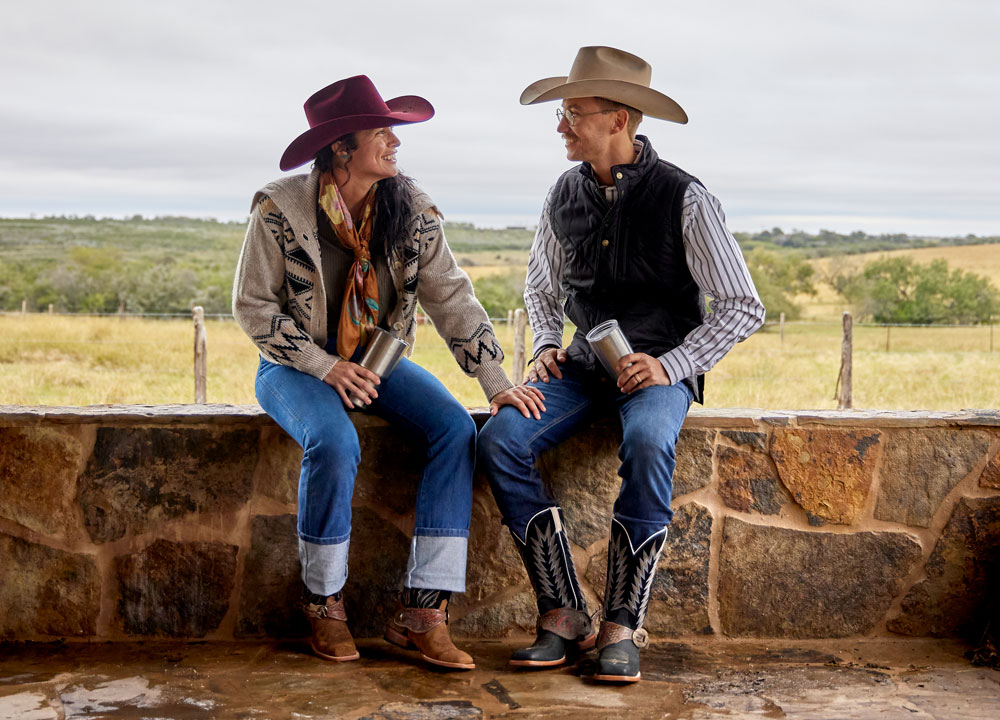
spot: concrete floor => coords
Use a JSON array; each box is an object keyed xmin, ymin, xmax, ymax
[{"xmin": 1, "ymin": 637, "xmax": 998, "ymax": 719}]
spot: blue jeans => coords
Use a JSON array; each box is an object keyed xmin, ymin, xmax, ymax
[
  {"xmin": 255, "ymin": 354, "xmax": 476, "ymax": 596},
  {"xmin": 478, "ymin": 361, "xmax": 693, "ymax": 545}
]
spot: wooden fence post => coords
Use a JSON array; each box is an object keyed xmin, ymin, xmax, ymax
[
  {"xmin": 48, "ymin": 304, "xmax": 54, "ymax": 314},
  {"xmin": 21, "ymin": 299, "xmax": 27, "ymax": 315},
  {"xmin": 193, "ymin": 306, "xmax": 207, "ymax": 403},
  {"xmin": 779, "ymin": 312, "xmax": 785, "ymax": 344},
  {"xmin": 885, "ymin": 325, "xmax": 891, "ymax": 353},
  {"xmin": 506, "ymin": 309, "xmax": 514, "ymax": 338},
  {"xmin": 837, "ymin": 311, "xmax": 853, "ymax": 410},
  {"xmin": 512, "ymin": 308, "xmax": 527, "ymax": 384}
]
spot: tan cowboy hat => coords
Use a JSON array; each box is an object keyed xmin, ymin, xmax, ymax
[{"xmin": 519, "ymin": 46, "xmax": 687, "ymax": 124}]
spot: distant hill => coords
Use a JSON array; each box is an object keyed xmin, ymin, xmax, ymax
[
  {"xmin": 2, "ymin": 215, "xmax": 996, "ymax": 314},
  {"xmin": 734, "ymin": 227, "xmax": 1000, "ymax": 258},
  {"xmin": 0, "ymin": 215, "xmax": 535, "ymax": 314}
]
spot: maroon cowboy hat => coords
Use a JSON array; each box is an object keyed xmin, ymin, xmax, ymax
[{"xmin": 279, "ymin": 75, "xmax": 434, "ymax": 171}]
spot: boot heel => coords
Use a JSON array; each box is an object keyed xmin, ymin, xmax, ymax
[{"xmin": 384, "ymin": 626, "xmax": 417, "ymax": 650}]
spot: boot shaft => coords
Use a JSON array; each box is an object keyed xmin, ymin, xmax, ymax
[
  {"xmin": 602, "ymin": 518, "xmax": 667, "ymax": 630},
  {"xmin": 510, "ymin": 506, "xmax": 587, "ymax": 615}
]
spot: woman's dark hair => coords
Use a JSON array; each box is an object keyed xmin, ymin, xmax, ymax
[{"xmin": 313, "ymin": 132, "xmax": 418, "ymax": 259}]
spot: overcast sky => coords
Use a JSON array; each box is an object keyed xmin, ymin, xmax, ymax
[{"xmin": 2, "ymin": 0, "xmax": 997, "ymax": 236}]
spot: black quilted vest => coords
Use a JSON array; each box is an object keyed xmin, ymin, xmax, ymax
[{"xmin": 549, "ymin": 136, "xmax": 705, "ymax": 399}]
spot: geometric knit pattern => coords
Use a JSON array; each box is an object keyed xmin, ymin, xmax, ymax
[
  {"xmin": 449, "ymin": 323, "xmax": 503, "ymax": 374},
  {"xmin": 250, "ymin": 197, "xmax": 316, "ymax": 363},
  {"xmin": 234, "ymin": 172, "xmax": 511, "ymax": 399}
]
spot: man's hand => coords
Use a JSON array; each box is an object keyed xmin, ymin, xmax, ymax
[
  {"xmin": 323, "ymin": 361, "xmax": 381, "ymax": 409},
  {"xmin": 615, "ymin": 353, "xmax": 670, "ymax": 394},
  {"xmin": 526, "ymin": 347, "xmax": 567, "ymax": 383},
  {"xmin": 490, "ymin": 385, "xmax": 547, "ymax": 419}
]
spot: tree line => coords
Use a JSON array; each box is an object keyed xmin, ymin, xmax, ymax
[{"xmin": 1, "ymin": 216, "xmax": 998, "ymax": 323}]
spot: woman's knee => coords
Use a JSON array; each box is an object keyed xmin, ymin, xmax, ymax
[
  {"xmin": 304, "ymin": 421, "xmax": 362, "ymax": 472},
  {"xmin": 442, "ymin": 405, "xmax": 476, "ymax": 443}
]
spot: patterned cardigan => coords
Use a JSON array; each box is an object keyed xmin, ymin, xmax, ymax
[{"xmin": 232, "ymin": 170, "xmax": 513, "ymax": 401}]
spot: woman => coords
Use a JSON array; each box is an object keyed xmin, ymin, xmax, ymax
[{"xmin": 233, "ymin": 75, "xmax": 543, "ymax": 669}]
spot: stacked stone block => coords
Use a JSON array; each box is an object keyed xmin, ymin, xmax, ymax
[{"xmin": 1, "ymin": 406, "xmax": 998, "ymax": 642}]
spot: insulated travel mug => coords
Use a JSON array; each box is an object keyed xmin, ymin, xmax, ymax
[
  {"xmin": 586, "ymin": 319, "xmax": 633, "ymax": 379},
  {"xmin": 351, "ymin": 327, "xmax": 409, "ymax": 407}
]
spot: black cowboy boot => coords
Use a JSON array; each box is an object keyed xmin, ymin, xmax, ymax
[
  {"xmin": 509, "ymin": 507, "xmax": 595, "ymax": 668},
  {"xmin": 593, "ymin": 519, "xmax": 668, "ymax": 683}
]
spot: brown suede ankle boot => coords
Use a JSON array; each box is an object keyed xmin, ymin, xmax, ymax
[
  {"xmin": 385, "ymin": 596, "xmax": 474, "ymax": 670},
  {"xmin": 302, "ymin": 593, "xmax": 360, "ymax": 662}
]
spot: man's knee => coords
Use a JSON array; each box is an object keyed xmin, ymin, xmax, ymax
[
  {"xmin": 477, "ymin": 409, "xmax": 525, "ymax": 466},
  {"xmin": 621, "ymin": 424, "xmax": 677, "ymax": 466}
]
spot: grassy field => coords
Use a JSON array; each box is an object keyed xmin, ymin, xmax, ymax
[
  {"xmin": 800, "ymin": 244, "xmax": 1000, "ymax": 321},
  {"xmin": 2, "ymin": 314, "xmax": 998, "ymax": 410}
]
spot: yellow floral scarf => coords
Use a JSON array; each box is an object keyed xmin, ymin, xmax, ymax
[{"xmin": 318, "ymin": 172, "xmax": 380, "ymax": 358}]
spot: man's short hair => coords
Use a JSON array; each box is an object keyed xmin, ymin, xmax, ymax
[{"xmin": 598, "ymin": 98, "xmax": 643, "ymax": 138}]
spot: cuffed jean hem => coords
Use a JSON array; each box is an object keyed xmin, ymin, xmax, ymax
[
  {"xmin": 299, "ymin": 537, "xmax": 349, "ymax": 596},
  {"xmin": 404, "ymin": 535, "xmax": 468, "ymax": 592},
  {"xmin": 413, "ymin": 527, "xmax": 469, "ymax": 539}
]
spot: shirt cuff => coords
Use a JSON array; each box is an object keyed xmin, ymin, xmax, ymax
[
  {"xmin": 658, "ymin": 348, "xmax": 695, "ymax": 387},
  {"xmin": 532, "ymin": 331, "xmax": 563, "ymax": 357}
]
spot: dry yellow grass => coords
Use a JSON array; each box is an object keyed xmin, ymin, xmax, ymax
[
  {"xmin": 804, "ymin": 243, "xmax": 1000, "ymax": 321},
  {"xmin": 813, "ymin": 243, "xmax": 1000, "ymax": 287},
  {"xmin": 2, "ymin": 314, "xmax": 998, "ymax": 410}
]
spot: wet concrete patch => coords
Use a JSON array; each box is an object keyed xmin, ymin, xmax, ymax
[
  {"xmin": 0, "ymin": 638, "xmax": 998, "ymax": 719},
  {"xmin": 359, "ymin": 701, "xmax": 483, "ymax": 719}
]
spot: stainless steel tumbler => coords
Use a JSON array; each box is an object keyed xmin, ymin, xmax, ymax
[
  {"xmin": 586, "ymin": 319, "xmax": 633, "ymax": 379},
  {"xmin": 351, "ymin": 327, "xmax": 409, "ymax": 407}
]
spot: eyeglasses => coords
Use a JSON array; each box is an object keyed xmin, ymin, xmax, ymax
[{"xmin": 555, "ymin": 108, "xmax": 616, "ymax": 127}]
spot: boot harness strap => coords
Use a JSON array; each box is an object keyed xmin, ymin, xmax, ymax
[
  {"xmin": 538, "ymin": 607, "xmax": 592, "ymax": 641},
  {"xmin": 597, "ymin": 620, "xmax": 649, "ymax": 650},
  {"xmin": 394, "ymin": 607, "xmax": 446, "ymax": 633}
]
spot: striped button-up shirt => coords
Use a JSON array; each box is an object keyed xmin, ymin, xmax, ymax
[{"xmin": 524, "ymin": 143, "xmax": 765, "ymax": 393}]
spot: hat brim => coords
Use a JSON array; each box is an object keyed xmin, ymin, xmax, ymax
[
  {"xmin": 520, "ymin": 76, "xmax": 687, "ymax": 124},
  {"xmin": 279, "ymin": 95, "xmax": 434, "ymax": 171}
]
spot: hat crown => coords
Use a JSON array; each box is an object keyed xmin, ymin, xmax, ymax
[
  {"xmin": 303, "ymin": 75, "xmax": 391, "ymax": 129},
  {"xmin": 566, "ymin": 46, "xmax": 652, "ymax": 88}
]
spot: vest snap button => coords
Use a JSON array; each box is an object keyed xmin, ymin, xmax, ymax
[
  {"xmin": 616, "ymin": 172, "xmax": 623, "ymax": 180},
  {"xmin": 601, "ymin": 239, "xmax": 610, "ymax": 247}
]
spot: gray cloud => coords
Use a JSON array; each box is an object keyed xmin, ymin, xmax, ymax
[{"xmin": 1, "ymin": 0, "xmax": 997, "ymax": 234}]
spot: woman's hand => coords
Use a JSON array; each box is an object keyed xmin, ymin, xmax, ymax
[
  {"xmin": 323, "ymin": 362, "xmax": 381, "ymax": 409},
  {"xmin": 526, "ymin": 347, "xmax": 567, "ymax": 383},
  {"xmin": 615, "ymin": 353, "xmax": 670, "ymax": 394},
  {"xmin": 490, "ymin": 385, "xmax": 547, "ymax": 419}
]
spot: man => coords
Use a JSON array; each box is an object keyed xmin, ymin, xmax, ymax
[{"xmin": 478, "ymin": 46, "xmax": 765, "ymax": 683}]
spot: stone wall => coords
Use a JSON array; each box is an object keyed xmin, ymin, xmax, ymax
[{"xmin": 1, "ymin": 405, "xmax": 998, "ymax": 642}]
